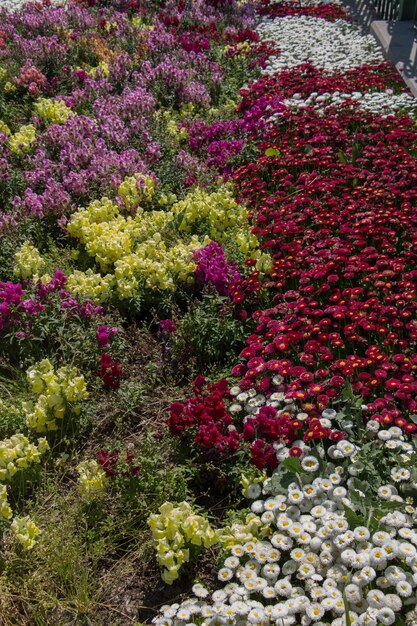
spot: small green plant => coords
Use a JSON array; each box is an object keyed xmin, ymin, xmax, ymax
[{"xmin": 172, "ymin": 293, "xmax": 248, "ymax": 372}]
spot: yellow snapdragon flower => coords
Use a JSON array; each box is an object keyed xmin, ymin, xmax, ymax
[
  {"xmin": 149, "ymin": 501, "xmax": 218, "ymax": 584},
  {"xmin": 67, "ymin": 194, "xmax": 205, "ymax": 302},
  {"xmin": 14, "ymin": 242, "xmax": 45, "ymax": 279},
  {"xmin": 172, "ymin": 186, "xmax": 249, "ymax": 244},
  {"xmin": 240, "ymin": 471, "xmax": 267, "ymax": 498},
  {"xmin": 66, "ymin": 269, "xmax": 114, "ymax": 304},
  {"xmin": 0, "ymin": 120, "xmax": 10, "ymax": 136},
  {"xmin": 217, "ymin": 512, "xmax": 263, "ymax": 549},
  {"xmin": 0, "ymin": 434, "xmax": 49, "ymax": 481},
  {"xmin": 87, "ymin": 61, "xmax": 110, "ymax": 79},
  {"xmin": 118, "ymin": 173, "xmax": 155, "ymax": 211},
  {"xmin": 9, "ymin": 124, "xmax": 36, "ymax": 154},
  {"xmin": 4, "ymin": 81, "xmax": 16, "ymax": 94},
  {"xmin": 11, "ymin": 516, "xmax": 41, "ymax": 550},
  {"xmin": 77, "ymin": 459, "xmax": 107, "ymax": 501},
  {"xmin": 34, "ymin": 98, "xmax": 74, "ymax": 124},
  {"xmin": 0, "ymin": 484, "xmax": 12, "ymax": 520},
  {"xmin": 24, "ymin": 359, "xmax": 88, "ymax": 432}
]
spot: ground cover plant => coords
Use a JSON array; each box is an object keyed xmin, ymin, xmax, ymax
[{"xmin": 0, "ymin": 0, "xmax": 417, "ymax": 625}]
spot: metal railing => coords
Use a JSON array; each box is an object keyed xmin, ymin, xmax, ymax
[{"xmin": 373, "ymin": 0, "xmax": 417, "ymax": 19}]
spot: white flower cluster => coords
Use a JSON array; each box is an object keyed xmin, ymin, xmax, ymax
[
  {"xmin": 153, "ymin": 448, "xmax": 417, "ymax": 626},
  {"xmin": 230, "ymin": 375, "xmax": 290, "ymax": 416},
  {"xmin": 366, "ymin": 420, "xmax": 415, "ymax": 456},
  {"xmin": 280, "ymin": 89, "xmax": 417, "ymax": 119},
  {"xmin": 257, "ymin": 17, "xmax": 382, "ymax": 73}
]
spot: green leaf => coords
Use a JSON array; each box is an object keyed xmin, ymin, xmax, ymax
[
  {"xmin": 303, "ymin": 144, "xmax": 313, "ymax": 155},
  {"xmin": 282, "ymin": 457, "xmax": 306, "ymax": 475},
  {"xmin": 341, "ymin": 380, "xmax": 355, "ymax": 401},
  {"xmin": 377, "ymin": 499, "xmax": 405, "ymax": 511},
  {"xmin": 281, "ymin": 472, "xmax": 296, "ymax": 489},
  {"xmin": 349, "ymin": 489, "xmax": 367, "ymax": 514},
  {"xmin": 264, "ymin": 147, "xmax": 280, "ymax": 157},
  {"xmin": 343, "ymin": 504, "xmax": 364, "ymax": 529},
  {"xmin": 342, "ymin": 592, "xmax": 352, "ymax": 626},
  {"xmin": 338, "ymin": 150, "xmax": 347, "ymax": 164},
  {"xmin": 268, "ymin": 472, "xmax": 286, "ymax": 494},
  {"xmin": 352, "ymin": 478, "xmax": 370, "ymax": 494}
]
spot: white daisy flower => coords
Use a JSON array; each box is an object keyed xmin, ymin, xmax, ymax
[
  {"xmin": 306, "ymin": 603, "xmax": 325, "ymax": 621},
  {"xmin": 230, "ymin": 545, "xmax": 244, "ymax": 558},
  {"xmin": 301, "ymin": 456, "xmax": 320, "ymax": 472},
  {"xmin": 192, "ymin": 583, "xmax": 209, "ymax": 598},
  {"xmin": 396, "ymin": 580, "xmax": 412, "ymax": 597},
  {"xmin": 376, "ymin": 607, "xmax": 395, "ymax": 625},
  {"xmin": 224, "ymin": 557, "xmax": 240, "ymax": 570},
  {"xmin": 274, "ymin": 579, "xmax": 293, "ymax": 596}
]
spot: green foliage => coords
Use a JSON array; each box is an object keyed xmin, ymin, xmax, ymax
[
  {"xmin": 0, "ymin": 392, "xmax": 27, "ymax": 438},
  {"xmin": 172, "ymin": 293, "xmax": 247, "ymax": 372},
  {"xmin": 112, "ymin": 380, "xmax": 145, "ymax": 427},
  {"xmin": 0, "ymin": 491, "xmax": 100, "ymax": 624},
  {"xmin": 110, "ymin": 433, "xmax": 191, "ymax": 516}
]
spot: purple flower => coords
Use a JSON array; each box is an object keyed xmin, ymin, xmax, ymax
[
  {"xmin": 193, "ymin": 241, "xmax": 241, "ymax": 296},
  {"xmin": 159, "ymin": 319, "xmax": 177, "ymax": 335},
  {"xmin": 96, "ymin": 325, "xmax": 118, "ymax": 347}
]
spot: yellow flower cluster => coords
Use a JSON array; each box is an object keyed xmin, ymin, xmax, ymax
[
  {"xmin": 34, "ymin": 97, "xmax": 74, "ymax": 124},
  {"xmin": 76, "ymin": 460, "xmax": 107, "ymax": 501},
  {"xmin": 223, "ymin": 41, "xmax": 252, "ymax": 57},
  {"xmin": 9, "ymin": 124, "xmax": 36, "ymax": 154},
  {"xmin": 217, "ymin": 512, "xmax": 264, "ymax": 549},
  {"xmin": 11, "ymin": 515, "xmax": 41, "ymax": 550},
  {"xmin": 66, "ymin": 269, "xmax": 114, "ymax": 304},
  {"xmin": 155, "ymin": 111, "xmax": 188, "ymax": 141},
  {"xmin": 148, "ymin": 501, "xmax": 218, "ymax": 584},
  {"xmin": 118, "ymin": 173, "xmax": 155, "ymax": 211},
  {"xmin": 66, "ymin": 184, "xmax": 267, "ymax": 303},
  {"xmin": 67, "ymin": 196, "xmax": 204, "ymax": 301},
  {"xmin": 166, "ymin": 119, "xmax": 188, "ymax": 140},
  {"xmin": 0, "ymin": 120, "xmax": 10, "ymax": 136},
  {"xmin": 255, "ymin": 251, "xmax": 273, "ymax": 274},
  {"xmin": 24, "ymin": 359, "xmax": 88, "ymax": 432},
  {"xmin": 114, "ymin": 237, "xmax": 201, "ymax": 297},
  {"xmin": 157, "ymin": 191, "xmax": 178, "ymax": 207},
  {"xmin": 0, "ymin": 484, "xmax": 12, "ymax": 520},
  {"xmin": 68, "ymin": 197, "xmax": 134, "ymax": 271},
  {"xmin": 179, "ymin": 102, "xmax": 195, "ymax": 118},
  {"xmin": 130, "ymin": 15, "xmax": 155, "ymax": 30},
  {"xmin": 0, "ymin": 433, "xmax": 49, "ymax": 481},
  {"xmin": 172, "ymin": 186, "xmax": 255, "ymax": 252},
  {"xmin": 14, "ymin": 242, "xmax": 45, "ymax": 280},
  {"xmin": 4, "ymin": 81, "xmax": 16, "ymax": 94},
  {"xmin": 87, "ymin": 61, "xmax": 110, "ymax": 78}
]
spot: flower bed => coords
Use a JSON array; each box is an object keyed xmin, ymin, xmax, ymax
[
  {"xmin": 0, "ymin": 0, "xmax": 417, "ymax": 624},
  {"xmin": 157, "ymin": 1, "xmax": 417, "ymax": 625}
]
